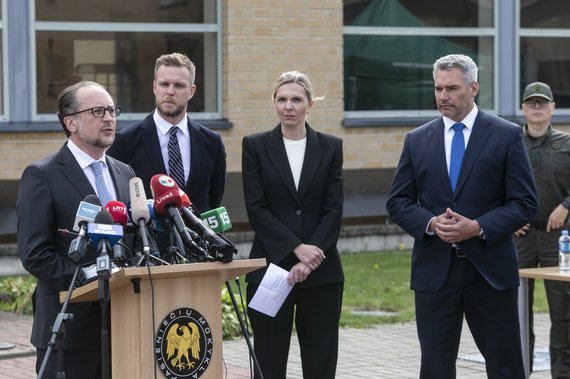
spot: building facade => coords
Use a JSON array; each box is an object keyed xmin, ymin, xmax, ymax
[{"xmin": 1, "ymin": 0, "xmax": 570, "ymax": 239}]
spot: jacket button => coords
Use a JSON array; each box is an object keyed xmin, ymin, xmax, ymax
[
  {"xmin": 296, "ymin": 210, "xmax": 302, "ymax": 216},
  {"xmin": 451, "ymin": 202, "xmax": 456, "ymax": 207}
]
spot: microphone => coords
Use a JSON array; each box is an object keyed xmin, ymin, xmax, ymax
[
  {"xmin": 129, "ymin": 177, "xmax": 153, "ymax": 261},
  {"xmin": 105, "ymin": 200, "xmax": 128, "ymax": 266},
  {"xmin": 67, "ymin": 195, "xmax": 102, "ymax": 263},
  {"xmin": 177, "ymin": 192, "xmax": 237, "ymax": 262},
  {"xmin": 87, "ymin": 210, "xmax": 123, "ymax": 279},
  {"xmin": 147, "ymin": 199, "xmax": 165, "ymax": 232},
  {"xmin": 150, "ymin": 175, "xmax": 196, "ymax": 249},
  {"xmin": 201, "ymin": 207, "xmax": 233, "ymax": 233}
]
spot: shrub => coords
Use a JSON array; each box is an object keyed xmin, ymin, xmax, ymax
[
  {"xmin": 0, "ymin": 275, "xmax": 36, "ymax": 314},
  {"xmin": 221, "ymin": 286, "xmax": 252, "ymax": 340}
]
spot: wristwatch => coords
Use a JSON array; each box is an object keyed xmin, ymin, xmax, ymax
[
  {"xmin": 562, "ymin": 200, "xmax": 570, "ymax": 209},
  {"xmin": 477, "ymin": 227, "xmax": 486, "ymax": 240}
]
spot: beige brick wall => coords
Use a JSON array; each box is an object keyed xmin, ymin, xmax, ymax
[
  {"xmin": 221, "ymin": 0, "xmax": 348, "ymax": 172},
  {"xmin": 0, "ymin": 132, "xmax": 66, "ymax": 180}
]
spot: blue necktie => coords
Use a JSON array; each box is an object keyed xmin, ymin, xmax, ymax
[
  {"xmin": 449, "ymin": 123, "xmax": 465, "ymax": 193},
  {"xmin": 168, "ymin": 126, "xmax": 185, "ymax": 189},
  {"xmin": 91, "ymin": 161, "xmax": 113, "ymax": 207}
]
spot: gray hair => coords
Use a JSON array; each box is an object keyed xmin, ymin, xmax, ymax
[{"xmin": 433, "ymin": 54, "xmax": 478, "ymax": 86}]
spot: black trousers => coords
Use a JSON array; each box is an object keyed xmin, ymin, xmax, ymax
[
  {"xmin": 415, "ymin": 254, "xmax": 525, "ymax": 379},
  {"xmin": 247, "ymin": 281, "xmax": 343, "ymax": 379}
]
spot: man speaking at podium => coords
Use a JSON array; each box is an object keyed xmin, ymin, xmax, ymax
[{"xmin": 17, "ymin": 81, "xmax": 135, "ymax": 378}]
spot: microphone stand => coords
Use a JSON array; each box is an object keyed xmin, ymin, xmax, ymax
[
  {"xmin": 224, "ymin": 280, "xmax": 264, "ymax": 379},
  {"xmin": 37, "ymin": 263, "xmax": 82, "ymax": 379},
  {"xmin": 96, "ymin": 245, "xmax": 112, "ymax": 379}
]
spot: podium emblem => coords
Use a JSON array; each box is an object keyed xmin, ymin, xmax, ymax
[{"xmin": 155, "ymin": 307, "xmax": 213, "ymax": 377}]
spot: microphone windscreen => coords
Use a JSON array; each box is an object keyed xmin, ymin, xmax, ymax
[
  {"xmin": 153, "ymin": 189, "xmax": 182, "ymax": 215},
  {"xmin": 84, "ymin": 194, "xmax": 102, "ymax": 206},
  {"xmin": 129, "ymin": 177, "xmax": 150, "ymax": 223},
  {"xmin": 94, "ymin": 209, "xmax": 114, "ymax": 225},
  {"xmin": 105, "ymin": 200, "xmax": 128, "ymax": 227},
  {"xmin": 179, "ymin": 189, "xmax": 191, "ymax": 208},
  {"xmin": 150, "ymin": 175, "xmax": 182, "ymax": 214}
]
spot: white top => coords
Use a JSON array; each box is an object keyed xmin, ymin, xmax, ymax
[
  {"xmin": 153, "ymin": 110, "xmax": 191, "ymax": 182},
  {"xmin": 283, "ymin": 137, "xmax": 307, "ymax": 190},
  {"xmin": 67, "ymin": 139, "xmax": 117, "ymax": 201}
]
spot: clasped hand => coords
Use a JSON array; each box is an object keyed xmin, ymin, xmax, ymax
[
  {"xmin": 287, "ymin": 243, "xmax": 326, "ymax": 285},
  {"xmin": 430, "ymin": 208, "xmax": 480, "ymax": 243}
]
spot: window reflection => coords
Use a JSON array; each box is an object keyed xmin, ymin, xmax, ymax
[
  {"xmin": 521, "ymin": 37, "xmax": 570, "ymax": 108},
  {"xmin": 344, "ymin": 34, "xmax": 493, "ymax": 111},
  {"xmin": 36, "ymin": 32, "xmax": 217, "ymax": 115},
  {"xmin": 521, "ymin": 0, "xmax": 570, "ymax": 29},
  {"xmin": 344, "ymin": 0, "xmax": 493, "ymax": 28},
  {"xmin": 343, "ymin": 0, "xmax": 494, "ymax": 112}
]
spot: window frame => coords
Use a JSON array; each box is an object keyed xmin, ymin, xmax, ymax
[
  {"xmin": 516, "ymin": 3, "xmax": 570, "ymax": 117},
  {"xmin": 343, "ymin": 0, "xmax": 500, "ymax": 122},
  {"xmin": 28, "ymin": 0, "xmax": 223, "ymax": 123},
  {"xmin": 0, "ymin": 0, "xmax": 8, "ymax": 122}
]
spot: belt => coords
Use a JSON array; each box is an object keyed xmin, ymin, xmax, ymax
[{"xmin": 451, "ymin": 246, "xmax": 467, "ymax": 258}]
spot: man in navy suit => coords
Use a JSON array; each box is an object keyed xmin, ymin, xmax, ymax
[
  {"xmin": 107, "ymin": 52, "xmax": 226, "ymax": 213},
  {"xmin": 387, "ymin": 54, "xmax": 538, "ymax": 378},
  {"xmin": 17, "ymin": 81, "xmax": 135, "ymax": 378}
]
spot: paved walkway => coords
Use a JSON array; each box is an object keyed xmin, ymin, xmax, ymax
[{"xmin": 0, "ymin": 310, "xmax": 552, "ymax": 378}]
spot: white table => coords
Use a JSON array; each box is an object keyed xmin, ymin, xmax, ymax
[{"xmin": 519, "ymin": 267, "xmax": 570, "ymax": 378}]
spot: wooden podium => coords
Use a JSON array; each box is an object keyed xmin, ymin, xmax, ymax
[{"xmin": 61, "ymin": 259, "xmax": 266, "ymax": 378}]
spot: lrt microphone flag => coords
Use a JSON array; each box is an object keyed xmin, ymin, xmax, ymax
[{"xmin": 201, "ymin": 207, "xmax": 232, "ymax": 233}]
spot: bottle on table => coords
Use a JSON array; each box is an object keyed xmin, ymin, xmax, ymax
[{"xmin": 559, "ymin": 230, "xmax": 570, "ymax": 272}]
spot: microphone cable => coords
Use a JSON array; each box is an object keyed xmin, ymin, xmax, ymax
[
  {"xmin": 145, "ymin": 258, "xmax": 158, "ymax": 379},
  {"xmin": 235, "ymin": 277, "xmax": 254, "ymax": 379}
]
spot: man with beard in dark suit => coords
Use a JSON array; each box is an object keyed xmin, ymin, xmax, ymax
[{"xmin": 107, "ymin": 52, "xmax": 226, "ymax": 214}]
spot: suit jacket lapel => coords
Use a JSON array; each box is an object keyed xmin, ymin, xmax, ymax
[
  {"xmin": 453, "ymin": 109, "xmax": 492, "ymax": 197},
  {"xmin": 427, "ymin": 119, "xmax": 453, "ymax": 197},
  {"xmin": 187, "ymin": 118, "xmax": 202, "ymax": 189},
  {"xmin": 298, "ymin": 125, "xmax": 323, "ymax": 201},
  {"xmin": 266, "ymin": 125, "xmax": 301, "ymax": 205},
  {"xmin": 57, "ymin": 144, "xmax": 95, "ymax": 199}
]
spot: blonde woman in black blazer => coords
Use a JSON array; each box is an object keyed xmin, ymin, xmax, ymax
[{"xmin": 242, "ymin": 71, "xmax": 344, "ymax": 379}]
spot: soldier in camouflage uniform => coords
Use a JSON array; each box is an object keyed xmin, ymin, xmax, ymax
[{"xmin": 515, "ymin": 81, "xmax": 570, "ymax": 378}]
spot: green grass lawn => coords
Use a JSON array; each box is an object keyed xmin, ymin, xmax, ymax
[
  {"xmin": 0, "ymin": 250, "xmax": 550, "ymax": 332},
  {"xmin": 339, "ymin": 250, "xmax": 549, "ymax": 328}
]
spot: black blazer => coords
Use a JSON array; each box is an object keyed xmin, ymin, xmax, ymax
[
  {"xmin": 17, "ymin": 144, "xmax": 135, "ymax": 350},
  {"xmin": 242, "ymin": 124, "xmax": 344, "ymax": 287},
  {"xmin": 107, "ymin": 112, "xmax": 226, "ymax": 213},
  {"xmin": 387, "ymin": 109, "xmax": 538, "ymax": 292}
]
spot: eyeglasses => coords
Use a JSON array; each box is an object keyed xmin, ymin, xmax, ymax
[
  {"xmin": 67, "ymin": 106, "xmax": 122, "ymax": 118},
  {"xmin": 523, "ymin": 99, "xmax": 551, "ymax": 108}
]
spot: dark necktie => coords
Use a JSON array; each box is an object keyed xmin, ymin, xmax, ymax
[
  {"xmin": 168, "ymin": 126, "xmax": 185, "ymax": 188},
  {"xmin": 449, "ymin": 122, "xmax": 465, "ymax": 193},
  {"xmin": 91, "ymin": 161, "xmax": 113, "ymax": 207}
]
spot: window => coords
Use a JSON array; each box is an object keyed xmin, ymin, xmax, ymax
[
  {"xmin": 31, "ymin": 0, "xmax": 221, "ymax": 122},
  {"xmin": 519, "ymin": 0, "xmax": 570, "ymax": 113},
  {"xmin": 343, "ymin": 0, "xmax": 496, "ymax": 119},
  {"xmin": 0, "ymin": 1, "xmax": 7, "ymax": 121}
]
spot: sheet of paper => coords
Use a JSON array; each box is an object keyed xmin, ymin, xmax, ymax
[{"xmin": 248, "ymin": 263, "xmax": 293, "ymax": 317}]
